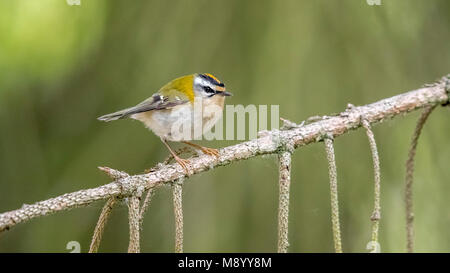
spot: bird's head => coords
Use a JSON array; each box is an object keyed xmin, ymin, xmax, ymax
[{"xmin": 193, "ymin": 73, "xmax": 232, "ymax": 99}]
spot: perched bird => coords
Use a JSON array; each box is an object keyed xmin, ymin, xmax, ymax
[{"xmin": 98, "ymin": 73, "xmax": 232, "ymax": 173}]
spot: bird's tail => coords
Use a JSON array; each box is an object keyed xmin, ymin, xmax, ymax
[{"xmin": 97, "ymin": 108, "xmax": 133, "ymax": 122}]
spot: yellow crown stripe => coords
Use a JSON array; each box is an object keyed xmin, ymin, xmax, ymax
[{"xmin": 204, "ymin": 73, "xmax": 222, "ymax": 84}]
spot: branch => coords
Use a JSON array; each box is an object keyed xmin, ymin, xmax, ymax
[
  {"xmin": 361, "ymin": 118, "xmax": 382, "ymax": 252},
  {"xmin": 405, "ymin": 105, "xmax": 436, "ymax": 253},
  {"xmin": 0, "ymin": 75, "xmax": 449, "ymax": 233},
  {"xmin": 172, "ymin": 181, "xmax": 184, "ymax": 253},
  {"xmin": 324, "ymin": 136, "xmax": 343, "ymax": 253},
  {"xmin": 89, "ymin": 197, "xmax": 117, "ymax": 253},
  {"xmin": 277, "ymin": 150, "xmax": 292, "ymax": 253},
  {"xmin": 127, "ymin": 194, "xmax": 142, "ymax": 253}
]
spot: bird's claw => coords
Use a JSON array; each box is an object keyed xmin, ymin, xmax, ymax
[
  {"xmin": 201, "ymin": 147, "xmax": 220, "ymax": 158},
  {"xmin": 174, "ymin": 156, "xmax": 191, "ymax": 175}
]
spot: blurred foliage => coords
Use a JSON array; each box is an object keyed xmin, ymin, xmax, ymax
[{"xmin": 1, "ymin": 0, "xmax": 450, "ymax": 252}]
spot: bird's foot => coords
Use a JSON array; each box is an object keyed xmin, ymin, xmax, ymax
[
  {"xmin": 174, "ymin": 155, "xmax": 191, "ymax": 175},
  {"xmin": 200, "ymin": 146, "xmax": 219, "ymax": 157}
]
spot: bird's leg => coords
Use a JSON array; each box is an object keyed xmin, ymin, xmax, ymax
[
  {"xmin": 182, "ymin": 141, "xmax": 219, "ymax": 157},
  {"xmin": 144, "ymin": 146, "xmax": 193, "ymax": 174},
  {"xmin": 161, "ymin": 138, "xmax": 191, "ymax": 174}
]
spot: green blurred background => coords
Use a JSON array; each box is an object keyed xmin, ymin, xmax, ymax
[{"xmin": 1, "ymin": 0, "xmax": 450, "ymax": 253}]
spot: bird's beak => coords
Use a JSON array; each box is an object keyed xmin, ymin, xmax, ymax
[{"xmin": 220, "ymin": 91, "xmax": 233, "ymax": 96}]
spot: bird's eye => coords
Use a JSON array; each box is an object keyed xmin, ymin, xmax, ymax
[{"xmin": 204, "ymin": 86, "xmax": 215, "ymax": 93}]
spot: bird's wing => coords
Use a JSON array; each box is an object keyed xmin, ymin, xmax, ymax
[
  {"xmin": 97, "ymin": 91, "xmax": 189, "ymax": 121},
  {"xmin": 126, "ymin": 91, "xmax": 190, "ymax": 114}
]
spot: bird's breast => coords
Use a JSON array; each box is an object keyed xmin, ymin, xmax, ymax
[{"xmin": 132, "ymin": 96, "xmax": 225, "ymax": 141}]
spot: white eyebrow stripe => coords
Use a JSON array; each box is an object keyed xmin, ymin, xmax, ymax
[{"xmin": 194, "ymin": 76, "xmax": 215, "ymax": 89}]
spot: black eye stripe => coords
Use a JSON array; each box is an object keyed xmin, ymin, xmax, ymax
[{"xmin": 204, "ymin": 86, "xmax": 215, "ymax": 93}]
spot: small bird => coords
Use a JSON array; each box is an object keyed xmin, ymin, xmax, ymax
[{"xmin": 98, "ymin": 73, "xmax": 232, "ymax": 173}]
